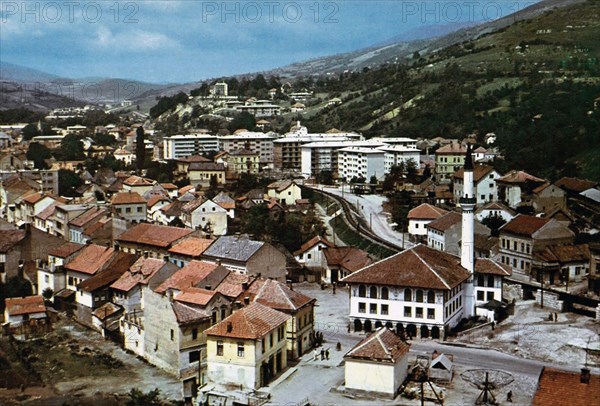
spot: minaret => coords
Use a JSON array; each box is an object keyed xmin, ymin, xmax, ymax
[{"xmin": 460, "ymin": 144, "xmax": 476, "ymax": 318}]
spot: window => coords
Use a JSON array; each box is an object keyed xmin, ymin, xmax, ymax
[
  {"xmin": 369, "ymin": 286, "xmax": 378, "ymax": 299},
  {"xmin": 44, "ymin": 275, "xmax": 49, "ymax": 283},
  {"xmin": 170, "ymin": 329, "xmax": 174, "ymax": 341},
  {"xmin": 404, "ymin": 288, "xmax": 412, "ymax": 302},
  {"xmin": 68, "ymin": 276, "xmax": 74, "ymax": 286},
  {"xmin": 137, "ymin": 206, "xmax": 142, "ymax": 212},
  {"xmin": 488, "ymin": 275, "xmax": 494, "ymax": 287},
  {"xmin": 237, "ymin": 342, "xmax": 245, "ymax": 357},
  {"xmin": 381, "ymin": 304, "xmax": 389, "ymax": 315},
  {"xmin": 369, "ymin": 303, "xmax": 377, "ymax": 314},
  {"xmin": 513, "ymin": 241, "xmax": 517, "ymax": 250},
  {"xmin": 126, "ymin": 207, "xmax": 131, "ymax": 213},
  {"xmin": 381, "ymin": 287, "xmax": 389, "ymax": 300},
  {"xmin": 427, "ymin": 308, "xmax": 435, "ymax": 320},
  {"xmin": 480, "ymin": 194, "xmax": 485, "ymax": 200},
  {"xmin": 427, "ymin": 290, "xmax": 435, "ymax": 304},
  {"xmin": 520, "ymin": 242, "xmax": 525, "ymax": 252},
  {"xmin": 192, "ymin": 328, "xmax": 198, "ymax": 340},
  {"xmin": 477, "ymin": 291, "xmax": 484, "ymax": 300},
  {"xmin": 189, "ymin": 350, "xmax": 200, "ymax": 363},
  {"xmin": 478, "ymin": 274, "xmax": 485, "ymax": 287},
  {"xmin": 358, "ymin": 285, "xmax": 366, "ymax": 297},
  {"xmin": 416, "ymin": 289, "xmax": 423, "ymax": 303},
  {"xmin": 416, "ymin": 307, "xmax": 423, "ymax": 318},
  {"xmin": 261, "ymin": 338, "xmax": 265, "ymax": 353},
  {"xmin": 216, "ymin": 340, "xmax": 223, "ymax": 356},
  {"xmin": 270, "ymin": 333, "xmax": 273, "ymax": 347},
  {"xmin": 487, "ymin": 291, "xmax": 495, "ymax": 301},
  {"xmin": 404, "ymin": 307, "xmax": 412, "ymax": 317}
]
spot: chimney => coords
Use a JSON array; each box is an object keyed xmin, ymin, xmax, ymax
[
  {"xmin": 226, "ymin": 322, "xmax": 233, "ymax": 333},
  {"xmin": 163, "ymin": 255, "xmax": 170, "ymax": 262},
  {"xmin": 114, "ymin": 243, "xmax": 120, "ymax": 251},
  {"xmin": 244, "ymin": 296, "xmax": 250, "ymax": 305},
  {"xmin": 242, "ymin": 282, "xmax": 249, "ymax": 291},
  {"xmin": 581, "ymin": 368, "xmax": 591, "ymax": 384},
  {"xmin": 205, "ymin": 285, "xmax": 212, "ymax": 291},
  {"xmin": 143, "ymin": 251, "xmax": 149, "ymax": 259}
]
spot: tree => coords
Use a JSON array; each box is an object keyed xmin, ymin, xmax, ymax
[
  {"xmin": 58, "ymin": 169, "xmax": 83, "ymax": 197},
  {"xmin": 21, "ymin": 123, "xmax": 40, "ymax": 140},
  {"xmin": 481, "ymin": 213, "xmax": 507, "ymax": 237},
  {"xmin": 228, "ymin": 112, "xmax": 256, "ymax": 132},
  {"xmin": 125, "ymin": 388, "xmax": 162, "ymax": 406},
  {"xmin": 26, "ymin": 142, "xmax": 52, "ymax": 169},
  {"xmin": 42, "ymin": 287, "xmax": 54, "ymax": 300},
  {"xmin": 135, "ymin": 126, "xmax": 145, "ymax": 173},
  {"xmin": 59, "ymin": 134, "xmax": 85, "ymax": 160}
]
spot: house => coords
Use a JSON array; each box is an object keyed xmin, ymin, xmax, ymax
[
  {"xmin": 216, "ymin": 149, "xmax": 260, "ymax": 177},
  {"xmin": 498, "ymin": 214, "xmax": 575, "ymax": 279},
  {"xmin": 554, "ymin": 177, "xmax": 598, "ymax": 197},
  {"xmin": 146, "ymin": 194, "xmax": 171, "ymax": 222},
  {"xmin": 68, "ymin": 206, "xmax": 109, "ymax": 244},
  {"xmin": 63, "ymin": 243, "xmax": 116, "ymax": 293},
  {"xmin": 111, "ymin": 191, "xmax": 147, "ymax": 222},
  {"xmin": 205, "ymin": 302, "xmax": 291, "ymax": 390},
  {"xmin": 428, "ymin": 351, "xmax": 454, "ymax": 382},
  {"xmin": 16, "ymin": 192, "xmax": 56, "ymax": 225},
  {"xmin": 181, "ymin": 197, "xmax": 228, "ymax": 236},
  {"xmin": 496, "ymin": 170, "xmax": 546, "ymax": 209},
  {"xmin": 532, "ymin": 367, "xmax": 599, "ymax": 406},
  {"xmin": 266, "ymin": 180, "xmax": 302, "ymax": 206},
  {"xmin": 202, "ymin": 234, "xmax": 287, "ymax": 282},
  {"xmin": 37, "ymin": 242, "xmax": 84, "ymax": 300},
  {"xmin": 426, "ymin": 212, "xmax": 490, "ymax": 256},
  {"xmin": 407, "ymin": 203, "xmax": 448, "ymax": 241},
  {"xmin": 322, "ymin": 246, "xmax": 373, "ymax": 284},
  {"xmin": 452, "ymin": 164, "xmax": 501, "ymax": 206},
  {"xmin": 122, "ymin": 175, "xmax": 156, "ymax": 195},
  {"xmin": 475, "ymin": 201, "xmax": 515, "ymax": 224},
  {"xmin": 116, "ymin": 223, "xmax": 195, "ymax": 258},
  {"xmin": 53, "ymin": 204, "xmax": 89, "ymax": 240},
  {"xmin": 531, "ymin": 183, "xmax": 567, "ymax": 213},
  {"xmin": 188, "ymin": 162, "xmax": 226, "ymax": 187},
  {"xmin": 168, "ymin": 237, "xmax": 214, "ymax": 267},
  {"xmin": 473, "ymin": 259, "xmax": 512, "ymax": 307},
  {"xmin": 344, "ymin": 327, "xmax": 410, "ymax": 398},
  {"xmin": 240, "ymin": 278, "xmax": 316, "ymax": 359},
  {"xmin": 212, "ymin": 192, "xmax": 236, "ymax": 218},
  {"xmin": 3, "ymin": 296, "xmax": 49, "ymax": 333},
  {"xmin": 434, "ymin": 142, "xmax": 467, "ymax": 182},
  {"xmin": 92, "ymin": 302, "xmax": 123, "ymax": 337},
  {"xmin": 293, "ymin": 235, "xmax": 334, "ymax": 270},
  {"xmin": 341, "ymin": 244, "xmax": 471, "ymax": 339},
  {"xmin": 532, "ymin": 244, "xmax": 591, "ymax": 286},
  {"xmin": 113, "ymin": 148, "xmax": 135, "ymax": 165},
  {"xmin": 0, "ymin": 229, "xmax": 26, "ymax": 283}
]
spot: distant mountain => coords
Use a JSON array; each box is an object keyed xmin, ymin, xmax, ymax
[{"xmin": 0, "ymin": 62, "xmax": 66, "ymax": 83}]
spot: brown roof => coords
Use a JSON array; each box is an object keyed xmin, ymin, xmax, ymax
[
  {"xmin": 111, "ymin": 257, "xmax": 170, "ymax": 292},
  {"xmin": 22, "ymin": 192, "xmax": 45, "ymax": 204},
  {"xmin": 475, "ymin": 259, "xmax": 512, "ymax": 276},
  {"xmin": 175, "ymin": 287, "xmax": 219, "ymax": 307},
  {"xmin": 239, "ymin": 279, "xmax": 315, "ymax": 312},
  {"xmin": 205, "ymin": 302, "xmax": 290, "ymax": 339},
  {"xmin": 168, "ymin": 237, "xmax": 213, "ymax": 257},
  {"xmin": 215, "ymin": 272, "xmax": 251, "ymax": 298},
  {"xmin": 267, "ymin": 180, "xmax": 296, "ymax": 192},
  {"xmin": 499, "ymin": 214, "xmax": 550, "ymax": 237},
  {"xmin": 111, "ymin": 191, "xmax": 146, "ymax": 205},
  {"xmin": 188, "ymin": 162, "xmax": 226, "ymax": 171},
  {"xmin": 69, "ymin": 206, "xmax": 108, "ymax": 228},
  {"xmin": 171, "ymin": 301, "xmax": 210, "ymax": 325},
  {"xmin": 496, "ymin": 170, "xmax": 545, "ymax": 184},
  {"xmin": 83, "ymin": 217, "xmax": 112, "ymax": 238},
  {"xmin": 294, "ymin": 235, "xmax": 334, "ymax": 256},
  {"xmin": 77, "ymin": 252, "xmax": 138, "ymax": 292},
  {"xmin": 427, "ymin": 212, "xmax": 461, "ymax": 232},
  {"xmin": 323, "ymin": 246, "xmax": 373, "ymax": 274},
  {"xmin": 117, "ymin": 223, "xmax": 194, "ymax": 248},
  {"xmin": 64, "ymin": 244, "xmax": 115, "ymax": 275},
  {"xmin": 436, "ymin": 142, "xmax": 467, "ymax": 155},
  {"xmin": 177, "ymin": 155, "xmax": 211, "ymax": 163},
  {"xmin": 123, "ymin": 175, "xmax": 154, "ymax": 186},
  {"xmin": 345, "ymin": 327, "xmax": 410, "ymax": 363},
  {"xmin": 92, "ymin": 302, "xmax": 122, "ymax": 320},
  {"xmin": 0, "ymin": 230, "xmax": 26, "ymax": 253},
  {"xmin": 160, "ymin": 183, "xmax": 178, "ymax": 190},
  {"xmin": 341, "ymin": 244, "xmax": 471, "ymax": 290},
  {"xmin": 4, "ymin": 296, "xmax": 46, "ymax": 316},
  {"xmin": 532, "ymin": 368, "xmax": 600, "ymax": 406},
  {"xmin": 35, "ymin": 203, "xmax": 58, "ymax": 221},
  {"xmin": 535, "ymin": 244, "xmax": 590, "ymax": 264},
  {"xmin": 407, "ymin": 203, "xmax": 448, "ymax": 220},
  {"xmin": 555, "ymin": 177, "xmax": 598, "ymax": 193},
  {"xmin": 154, "ymin": 260, "xmax": 221, "ymax": 294},
  {"xmin": 147, "ymin": 194, "xmax": 170, "ymax": 208},
  {"xmin": 48, "ymin": 242, "xmax": 85, "ymax": 259},
  {"xmin": 452, "ymin": 164, "xmax": 496, "ymax": 182}
]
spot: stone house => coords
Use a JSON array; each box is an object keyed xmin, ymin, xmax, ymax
[{"xmin": 111, "ymin": 191, "xmax": 147, "ymax": 222}]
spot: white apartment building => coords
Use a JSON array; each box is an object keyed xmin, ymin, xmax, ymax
[
  {"xmin": 338, "ymin": 147, "xmax": 385, "ymax": 181},
  {"xmin": 235, "ymin": 100, "xmax": 281, "ymax": 117},
  {"xmin": 300, "ymin": 140, "xmax": 386, "ymax": 178},
  {"xmin": 379, "ymin": 145, "xmax": 421, "ymax": 174},
  {"xmin": 371, "ymin": 137, "xmax": 418, "ymax": 149},
  {"xmin": 163, "ymin": 134, "xmax": 219, "ymax": 160},
  {"xmin": 218, "ymin": 131, "xmax": 277, "ymax": 167}
]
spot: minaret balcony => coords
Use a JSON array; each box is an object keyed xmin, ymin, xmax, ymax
[{"xmin": 459, "ymin": 197, "xmax": 477, "ymax": 205}]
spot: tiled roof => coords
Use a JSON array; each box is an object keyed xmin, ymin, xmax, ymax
[
  {"xmin": 123, "ymin": 175, "xmax": 155, "ymax": 186},
  {"xmin": 69, "ymin": 207, "xmax": 108, "ymax": 228},
  {"xmin": 147, "ymin": 194, "xmax": 170, "ymax": 208},
  {"xmin": 475, "ymin": 259, "xmax": 512, "ymax": 276},
  {"xmin": 154, "ymin": 260, "xmax": 221, "ymax": 294},
  {"xmin": 203, "ymin": 234, "xmax": 265, "ymax": 262},
  {"xmin": 534, "ymin": 244, "xmax": 590, "ymax": 264},
  {"xmin": 78, "ymin": 252, "xmax": 137, "ymax": 292},
  {"xmin": 160, "ymin": 183, "xmax": 178, "ymax": 190},
  {"xmin": 436, "ymin": 142, "xmax": 467, "ymax": 154},
  {"xmin": 35, "ymin": 203, "xmax": 58, "ymax": 221},
  {"xmin": 175, "ymin": 287, "xmax": 218, "ymax": 307},
  {"xmin": 168, "ymin": 237, "xmax": 213, "ymax": 257},
  {"xmin": 178, "ymin": 185, "xmax": 195, "ymax": 196},
  {"xmin": 478, "ymin": 201, "xmax": 515, "ymax": 214},
  {"xmin": 496, "ymin": 170, "xmax": 545, "ymax": 184},
  {"xmin": 240, "ymin": 279, "xmax": 315, "ymax": 312},
  {"xmin": 171, "ymin": 301, "xmax": 210, "ymax": 325},
  {"xmin": 407, "ymin": 203, "xmax": 448, "ymax": 220},
  {"xmin": 111, "ymin": 257, "xmax": 171, "ymax": 292},
  {"xmin": 5, "ymin": 296, "xmax": 46, "ymax": 316},
  {"xmin": 345, "ymin": 327, "xmax": 409, "ymax": 363},
  {"xmin": 267, "ymin": 180, "xmax": 295, "ymax": 192},
  {"xmin": 215, "ymin": 272, "xmax": 251, "ymax": 298},
  {"xmin": 48, "ymin": 242, "xmax": 85, "ymax": 259},
  {"xmin": 177, "ymin": 155, "xmax": 211, "ymax": 163},
  {"xmin": 93, "ymin": 302, "xmax": 122, "ymax": 320},
  {"xmin": 117, "ymin": 223, "xmax": 194, "ymax": 248},
  {"xmin": 452, "ymin": 164, "xmax": 496, "ymax": 182},
  {"xmin": 294, "ymin": 235, "xmax": 334, "ymax": 256},
  {"xmin": 499, "ymin": 214, "xmax": 549, "ymax": 237},
  {"xmin": 22, "ymin": 192, "xmax": 45, "ymax": 204},
  {"xmin": 341, "ymin": 244, "xmax": 471, "ymax": 290},
  {"xmin": 160, "ymin": 200, "xmax": 186, "ymax": 217},
  {"xmin": 0, "ymin": 230, "xmax": 26, "ymax": 253},
  {"xmin": 64, "ymin": 244, "xmax": 115, "ymax": 275},
  {"xmin": 554, "ymin": 177, "xmax": 598, "ymax": 193},
  {"xmin": 111, "ymin": 191, "xmax": 146, "ymax": 205},
  {"xmin": 188, "ymin": 162, "xmax": 225, "ymax": 171},
  {"xmin": 532, "ymin": 368, "xmax": 600, "ymax": 406},
  {"xmin": 205, "ymin": 302, "xmax": 290, "ymax": 339},
  {"xmin": 427, "ymin": 212, "xmax": 461, "ymax": 232},
  {"xmin": 83, "ymin": 217, "xmax": 111, "ymax": 238},
  {"xmin": 213, "ymin": 192, "xmax": 236, "ymax": 210},
  {"xmin": 323, "ymin": 247, "xmax": 373, "ymax": 273}
]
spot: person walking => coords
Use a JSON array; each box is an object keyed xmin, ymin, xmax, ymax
[
  {"xmin": 320, "ymin": 348, "xmax": 325, "ymax": 360},
  {"xmin": 325, "ymin": 349, "xmax": 330, "ymax": 360},
  {"xmin": 313, "ymin": 348, "xmax": 318, "ymax": 361}
]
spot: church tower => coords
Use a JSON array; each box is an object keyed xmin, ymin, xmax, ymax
[{"xmin": 460, "ymin": 144, "xmax": 476, "ymax": 318}]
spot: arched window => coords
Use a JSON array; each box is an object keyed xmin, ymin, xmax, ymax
[
  {"xmin": 369, "ymin": 286, "xmax": 378, "ymax": 299},
  {"xmin": 358, "ymin": 285, "xmax": 366, "ymax": 297},
  {"xmin": 404, "ymin": 288, "xmax": 412, "ymax": 302},
  {"xmin": 416, "ymin": 289, "xmax": 424, "ymax": 303},
  {"xmin": 427, "ymin": 290, "xmax": 435, "ymax": 304},
  {"xmin": 381, "ymin": 287, "xmax": 389, "ymax": 300},
  {"xmin": 487, "ymin": 275, "xmax": 495, "ymax": 288}
]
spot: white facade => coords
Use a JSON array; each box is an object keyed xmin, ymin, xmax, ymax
[
  {"xmin": 379, "ymin": 145, "xmax": 421, "ymax": 174},
  {"xmin": 163, "ymin": 134, "xmax": 219, "ymax": 159},
  {"xmin": 300, "ymin": 140, "xmax": 386, "ymax": 178},
  {"xmin": 475, "ymin": 205, "xmax": 515, "ymax": 224},
  {"xmin": 338, "ymin": 147, "xmax": 385, "ymax": 181},
  {"xmin": 345, "ymin": 358, "xmax": 407, "ymax": 396},
  {"xmin": 295, "ymin": 242, "xmax": 329, "ymax": 269},
  {"xmin": 218, "ymin": 132, "xmax": 276, "ymax": 166},
  {"xmin": 453, "ymin": 169, "xmax": 501, "ymax": 206},
  {"xmin": 474, "ymin": 274, "xmax": 503, "ymax": 305},
  {"xmin": 267, "ymin": 183, "xmax": 302, "ymax": 206},
  {"xmin": 185, "ymin": 200, "xmax": 228, "ymax": 235},
  {"xmin": 408, "ymin": 219, "xmax": 431, "ymax": 237}
]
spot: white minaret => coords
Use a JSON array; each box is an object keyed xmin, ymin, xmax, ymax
[{"xmin": 460, "ymin": 144, "xmax": 476, "ymax": 318}]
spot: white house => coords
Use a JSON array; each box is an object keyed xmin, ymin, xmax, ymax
[
  {"xmin": 475, "ymin": 202, "xmax": 515, "ymax": 224},
  {"xmin": 293, "ymin": 236, "xmax": 333, "ymax": 269},
  {"xmin": 37, "ymin": 242, "xmax": 84, "ymax": 300},
  {"xmin": 266, "ymin": 180, "xmax": 302, "ymax": 206},
  {"xmin": 344, "ymin": 327, "xmax": 410, "ymax": 398},
  {"xmin": 407, "ymin": 203, "xmax": 448, "ymax": 240},
  {"xmin": 452, "ymin": 164, "xmax": 501, "ymax": 206},
  {"xmin": 3, "ymin": 296, "xmax": 47, "ymax": 327},
  {"xmin": 181, "ymin": 197, "xmax": 228, "ymax": 236}
]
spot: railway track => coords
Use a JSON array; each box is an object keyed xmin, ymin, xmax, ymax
[{"xmin": 313, "ymin": 188, "xmax": 403, "ymax": 252}]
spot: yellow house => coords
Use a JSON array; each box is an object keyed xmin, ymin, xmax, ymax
[
  {"xmin": 205, "ymin": 302, "xmax": 290, "ymax": 389},
  {"xmin": 266, "ymin": 180, "xmax": 302, "ymax": 205},
  {"xmin": 188, "ymin": 162, "xmax": 226, "ymax": 187},
  {"xmin": 435, "ymin": 142, "xmax": 467, "ymax": 182},
  {"xmin": 216, "ymin": 149, "xmax": 260, "ymax": 177}
]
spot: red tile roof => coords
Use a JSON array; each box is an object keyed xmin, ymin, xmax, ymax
[
  {"xmin": 341, "ymin": 244, "xmax": 471, "ymax": 290},
  {"xmin": 147, "ymin": 194, "xmax": 170, "ymax": 208},
  {"xmin": 22, "ymin": 192, "xmax": 45, "ymax": 204},
  {"xmin": 171, "ymin": 301, "xmax": 210, "ymax": 325},
  {"xmin": 496, "ymin": 170, "xmax": 545, "ymax": 184},
  {"xmin": 48, "ymin": 242, "xmax": 85, "ymax": 259},
  {"xmin": 205, "ymin": 302, "xmax": 290, "ymax": 339},
  {"xmin": 123, "ymin": 175, "xmax": 154, "ymax": 186},
  {"xmin": 407, "ymin": 203, "xmax": 448, "ymax": 220},
  {"xmin": 293, "ymin": 235, "xmax": 334, "ymax": 256},
  {"xmin": 35, "ymin": 203, "xmax": 58, "ymax": 221},
  {"xmin": 160, "ymin": 183, "xmax": 178, "ymax": 190},
  {"xmin": 323, "ymin": 246, "xmax": 373, "ymax": 274},
  {"xmin": 499, "ymin": 214, "xmax": 550, "ymax": 237},
  {"xmin": 555, "ymin": 177, "xmax": 598, "ymax": 193},
  {"xmin": 0, "ymin": 230, "xmax": 26, "ymax": 253},
  {"xmin": 427, "ymin": 212, "xmax": 461, "ymax": 232},
  {"xmin": 532, "ymin": 368, "xmax": 600, "ymax": 406},
  {"xmin": 345, "ymin": 327, "xmax": 409, "ymax": 363},
  {"xmin": 239, "ymin": 279, "xmax": 315, "ymax": 312},
  {"xmin": 4, "ymin": 296, "xmax": 46, "ymax": 316},
  {"xmin": 175, "ymin": 287, "xmax": 219, "ymax": 307},
  {"xmin": 475, "ymin": 259, "xmax": 512, "ymax": 276},
  {"xmin": 64, "ymin": 244, "xmax": 115, "ymax": 275},
  {"xmin": 69, "ymin": 206, "xmax": 108, "ymax": 228},
  {"xmin": 154, "ymin": 260, "xmax": 221, "ymax": 294},
  {"xmin": 453, "ymin": 164, "xmax": 496, "ymax": 182},
  {"xmin": 111, "ymin": 257, "xmax": 170, "ymax": 292},
  {"xmin": 168, "ymin": 237, "xmax": 213, "ymax": 257},
  {"xmin": 215, "ymin": 272, "xmax": 251, "ymax": 298},
  {"xmin": 78, "ymin": 252, "xmax": 138, "ymax": 292},
  {"xmin": 111, "ymin": 191, "xmax": 146, "ymax": 205},
  {"xmin": 116, "ymin": 223, "xmax": 194, "ymax": 248},
  {"xmin": 436, "ymin": 142, "xmax": 467, "ymax": 154}
]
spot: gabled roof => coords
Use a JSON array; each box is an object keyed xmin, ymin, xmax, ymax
[
  {"xmin": 436, "ymin": 142, "xmax": 467, "ymax": 154},
  {"xmin": 427, "ymin": 212, "xmax": 462, "ymax": 232},
  {"xmin": 35, "ymin": 203, "xmax": 58, "ymax": 221},
  {"xmin": 499, "ymin": 214, "xmax": 550, "ymax": 237},
  {"xmin": 160, "ymin": 183, "xmax": 178, "ymax": 190},
  {"xmin": 175, "ymin": 287, "xmax": 220, "ymax": 307},
  {"xmin": 453, "ymin": 164, "xmax": 496, "ymax": 182},
  {"xmin": 154, "ymin": 260, "xmax": 222, "ymax": 294},
  {"xmin": 171, "ymin": 301, "xmax": 210, "ymax": 325},
  {"xmin": 111, "ymin": 191, "xmax": 146, "ymax": 205},
  {"xmin": 496, "ymin": 170, "xmax": 545, "ymax": 184},
  {"xmin": 177, "ymin": 155, "xmax": 211, "ymax": 163},
  {"xmin": 323, "ymin": 246, "xmax": 373, "ymax": 273},
  {"xmin": 202, "ymin": 234, "xmax": 265, "ymax": 263},
  {"xmin": 168, "ymin": 237, "xmax": 213, "ymax": 257},
  {"xmin": 345, "ymin": 327, "xmax": 409, "ymax": 363},
  {"xmin": 5, "ymin": 296, "xmax": 46, "ymax": 316},
  {"xmin": 48, "ymin": 242, "xmax": 85, "ymax": 259},
  {"xmin": 111, "ymin": 257, "xmax": 171, "ymax": 292},
  {"xmin": 188, "ymin": 162, "xmax": 225, "ymax": 171},
  {"xmin": 534, "ymin": 244, "xmax": 590, "ymax": 264},
  {"xmin": 294, "ymin": 235, "xmax": 334, "ymax": 256},
  {"xmin": 267, "ymin": 180, "xmax": 296, "ymax": 192},
  {"xmin": 147, "ymin": 194, "xmax": 170, "ymax": 208},
  {"xmin": 64, "ymin": 244, "xmax": 115, "ymax": 275},
  {"xmin": 116, "ymin": 223, "xmax": 194, "ymax": 248},
  {"xmin": 160, "ymin": 200, "xmax": 186, "ymax": 217},
  {"xmin": 213, "ymin": 191, "xmax": 236, "ymax": 210},
  {"xmin": 123, "ymin": 175, "xmax": 155, "ymax": 186},
  {"xmin": 408, "ymin": 203, "xmax": 448, "ymax": 220},
  {"xmin": 532, "ymin": 368, "xmax": 600, "ymax": 406},
  {"xmin": 215, "ymin": 272, "xmax": 251, "ymax": 298},
  {"xmin": 0, "ymin": 230, "xmax": 26, "ymax": 253},
  {"xmin": 554, "ymin": 177, "xmax": 598, "ymax": 194},
  {"xmin": 239, "ymin": 279, "xmax": 315, "ymax": 312},
  {"xmin": 69, "ymin": 206, "xmax": 108, "ymax": 228},
  {"xmin": 475, "ymin": 259, "xmax": 512, "ymax": 276},
  {"xmin": 341, "ymin": 244, "xmax": 471, "ymax": 290},
  {"xmin": 93, "ymin": 302, "xmax": 122, "ymax": 320},
  {"xmin": 205, "ymin": 302, "xmax": 290, "ymax": 340},
  {"xmin": 77, "ymin": 252, "xmax": 137, "ymax": 292},
  {"xmin": 477, "ymin": 201, "xmax": 515, "ymax": 214},
  {"xmin": 22, "ymin": 192, "xmax": 46, "ymax": 205}
]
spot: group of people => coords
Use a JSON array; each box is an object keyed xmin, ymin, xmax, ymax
[
  {"xmin": 309, "ymin": 330, "xmax": 324, "ymax": 347},
  {"xmin": 314, "ymin": 347, "xmax": 330, "ymax": 361}
]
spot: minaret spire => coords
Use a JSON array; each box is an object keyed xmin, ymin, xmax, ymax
[{"xmin": 460, "ymin": 144, "xmax": 476, "ymax": 318}]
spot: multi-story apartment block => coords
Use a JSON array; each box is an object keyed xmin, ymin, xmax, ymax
[
  {"xmin": 163, "ymin": 134, "xmax": 219, "ymax": 160},
  {"xmin": 300, "ymin": 140, "xmax": 385, "ymax": 178},
  {"xmin": 218, "ymin": 131, "xmax": 276, "ymax": 167},
  {"xmin": 379, "ymin": 145, "xmax": 421, "ymax": 174},
  {"xmin": 337, "ymin": 147, "xmax": 385, "ymax": 181}
]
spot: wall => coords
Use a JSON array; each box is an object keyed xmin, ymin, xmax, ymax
[
  {"xmin": 534, "ymin": 290, "xmax": 564, "ymax": 311},
  {"xmin": 345, "ymin": 360, "xmax": 396, "ymax": 396},
  {"xmin": 247, "ymin": 245, "xmax": 287, "ymax": 282}
]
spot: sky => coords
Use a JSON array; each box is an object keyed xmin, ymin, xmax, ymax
[{"xmin": 1, "ymin": 0, "xmax": 540, "ymax": 83}]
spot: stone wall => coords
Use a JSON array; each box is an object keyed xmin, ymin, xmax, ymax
[{"xmin": 534, "ymin": 290, "xmax": 564, "ymax": 311}]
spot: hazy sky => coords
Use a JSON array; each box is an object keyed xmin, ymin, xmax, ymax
[{"xmin": 1, "ymin": 0, "xmax": 539, "ymax": 83}]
